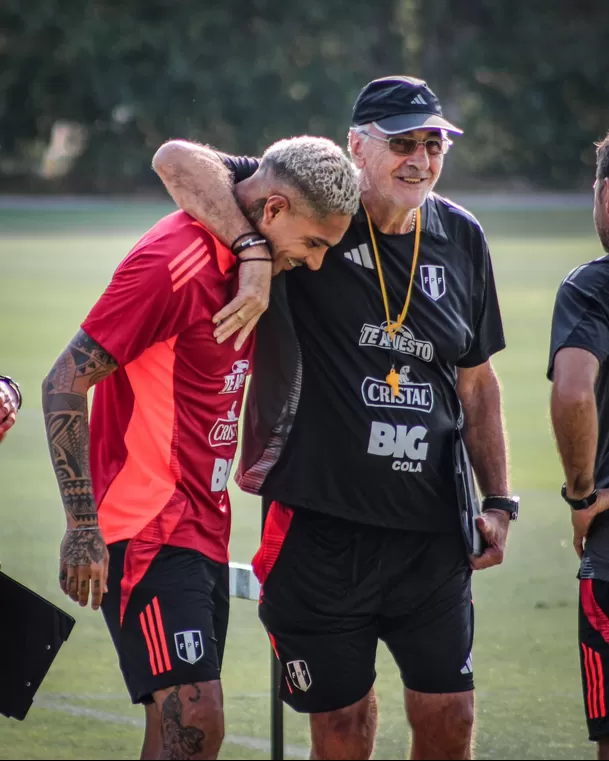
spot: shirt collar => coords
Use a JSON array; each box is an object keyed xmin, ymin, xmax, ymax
[
  {"xmin": 354, "ymin": 193, "xmax": 448, "ymax": 242},
  {"xmin": 190, "ymin": 220, "xmax": 236, "ymax": 275}
]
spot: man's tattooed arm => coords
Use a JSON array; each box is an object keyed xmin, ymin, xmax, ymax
[
  {"xmin": 42, "ymin": 329, "xmax": 118, "ymax": 608},
  {"xmin": 42, "ymin": 329, "xmax": 118, "ymax": 525}
]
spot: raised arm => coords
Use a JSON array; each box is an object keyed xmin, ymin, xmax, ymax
[
  {"xmin": 42, "ymin": 329, "xmax": 118, "ymax": 609},
  {"xmin": 152, "ymin": 140, "xmax": 271, "ymax": 348},
  {"xmin": 153, "ymin": 141, "xmax": 257, "ymax": 245}
]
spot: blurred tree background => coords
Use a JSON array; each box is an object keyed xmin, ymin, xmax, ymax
[{"xmin": 1, "ymin": 0, "xmax": 608, "ymax": 193}]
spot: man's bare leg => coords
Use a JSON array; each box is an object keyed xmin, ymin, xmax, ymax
[
  {"xmin": 141, "ymin": 703, "xmax": 163, "ymax": 760},
  {"xmin": 598, "ymin": 737, "xmax": 609, "ymax": 760},
  {"xmin": 153, "ymin": 681, "xmax": 224, "ymax": 761},
  {"xmin": 309, "ymin": 689, "xmax": 378, "ymax": 760},
  {"xmin": 406, "ymin": 689, "xmax": 475, "ymax": 760}
]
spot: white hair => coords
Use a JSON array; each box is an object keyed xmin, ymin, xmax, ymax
[
  {"xmin": 348, "ymin": 125, "xmax": 371, "ymax": 158},
  {"xmin": 260, "ymin": 136, "xmax": 360, "ymax": 217}
]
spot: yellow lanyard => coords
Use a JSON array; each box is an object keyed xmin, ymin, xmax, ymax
[{"xmin": 364, "ymin": 206, "xmax": 422, "ymax": 397}]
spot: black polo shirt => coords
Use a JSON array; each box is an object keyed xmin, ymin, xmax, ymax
[{"xmin": 228, "ymin": 156, "xmax": 505, "ymax": 532}]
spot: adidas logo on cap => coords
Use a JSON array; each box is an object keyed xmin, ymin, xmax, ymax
[{"xmin": 411, "ymin": 94, "xmax": 427, "ymax": 106}]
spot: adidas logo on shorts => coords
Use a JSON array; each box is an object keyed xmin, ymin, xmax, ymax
[{"xmin": 460, "ymin": 655, "xmax": 473, "ymax": 675}]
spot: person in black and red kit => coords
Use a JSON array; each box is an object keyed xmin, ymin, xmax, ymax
[
  {"xmin": 154, "ymin": 76, "xmax": 519, "ymax": 760},
  {"xmin": 549, "ymin": 131, "xmax": 609, "ymax": 759}
]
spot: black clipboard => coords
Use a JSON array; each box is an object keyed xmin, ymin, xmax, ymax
[
  {"xmin": 455, "ymin": 430, "xmax": 487, "ymax": 557},
  {"xmin": 0, "ymin": 571, "xmax": 76, "ymax": 720}
]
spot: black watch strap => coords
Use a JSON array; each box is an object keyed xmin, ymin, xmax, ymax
[
  {"xmin": 561, "ymin": 483, "xmax": 598, "ymax": 511},
  {"xmin": 0, "ymin": 375, "xmax": 22, "ymax": 410},
  {"xmin": 481, "ymin": 495, "xmax": 520, "ymax": 521}
]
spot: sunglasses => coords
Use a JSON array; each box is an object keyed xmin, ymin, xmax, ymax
[{"xmin": 357, "ymin": 130, "xmax": 452, "ymax": 156}]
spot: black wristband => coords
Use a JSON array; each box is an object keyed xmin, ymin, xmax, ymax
[
  {"xmin": 230, "ymin": 232, "xmax": 258, "ymax": 251},
  {"xmin": 233, "ymin": 237, "xmax": 269, "ymax": 256},
  {"xmin": 237, "ymin": 257, "xmax": 273, "ymax": 265},
  {"xmin": 561, "ymin": 483, "xmax": 598, "ymax": 511},
  {"xmin": 481, "ymin": 495, "xmax": 519, "ymax": 520},
  {"xmin": 0, "ymin": 375, "xmax": 23, "ymax": 410}
]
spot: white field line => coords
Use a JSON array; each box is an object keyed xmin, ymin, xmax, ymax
[{"xmin": 34, "ymin": 695, "xmax": 309, "ymax": 759}]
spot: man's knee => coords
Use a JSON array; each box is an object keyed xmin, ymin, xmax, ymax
[
  {"xmin": 310, "ymin": 690, "xmax": 378, "ymax": 761},
  {"xmin": 406, "ymin": 689, "xmax": 474, "ymax": 758},
  {"xmin": 154, "ymin": 681, "xmax": 224, "ymax": 760}
]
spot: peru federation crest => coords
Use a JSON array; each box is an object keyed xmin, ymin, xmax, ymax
[
  {"xmin": 175, "ymin": 630, "xmax": 204, "ymax": 664},
  {"xmin": 287, "ymin": 660, "xmax": 312, "ymax": 692},
  {"xmin": 420, "ymin": 265, "xmax": 446, "ymax": 301}
]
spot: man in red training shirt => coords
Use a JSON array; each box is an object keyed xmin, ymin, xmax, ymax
[{"xmin": 42, "ymin": 135, "xmax": 358, "ymax": 761}]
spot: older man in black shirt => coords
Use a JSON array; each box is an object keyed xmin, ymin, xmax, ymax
[{"xmin": 153, "ymin": 76, "xmax": 517, "ymax": 760}]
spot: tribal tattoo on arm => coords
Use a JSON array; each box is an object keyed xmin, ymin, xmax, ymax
[
  {"xmin": 42, "ymin": 329, "xmax": 118, "ymax": 527},
  {"xmin": 43, "ymin": 329, "xmax": 117, "ymax": 606}
]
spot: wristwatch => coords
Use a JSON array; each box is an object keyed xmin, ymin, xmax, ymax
[
  {"xmin": 481, "ymin": 495, "xmax": 520, "ymax": 521},
  {"xmin": 561, "ymin": 483, "xmax": 598, "ymax": 511},
  {"xmin": 0, "ymin": 375, "xmax": 22, "ymax": 410}
]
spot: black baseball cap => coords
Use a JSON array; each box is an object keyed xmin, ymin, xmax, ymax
[{"xmin": 352, "ymin": 75, "xmax": 463, "ymax": 135}]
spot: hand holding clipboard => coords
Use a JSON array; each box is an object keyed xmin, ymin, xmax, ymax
[{"xmin": 455, "ymin": 431, "xmax": 510, "ymax": 569}]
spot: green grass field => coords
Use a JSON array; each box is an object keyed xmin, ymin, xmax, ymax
[{"xmin": 0, "ymin": 197, "xmax": 601, "ymax": 760}]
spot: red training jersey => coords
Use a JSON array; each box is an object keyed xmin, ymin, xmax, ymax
[{"xmin": 82, "ymin": 211, "xmax": 252, "ymax": 574}]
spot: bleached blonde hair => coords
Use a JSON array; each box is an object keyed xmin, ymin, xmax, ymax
[{"xmin": 260, "ymin": 136, "xmax": 360, "ymax": 218}]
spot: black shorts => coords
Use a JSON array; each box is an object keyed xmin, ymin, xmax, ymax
[
  {"xmin": 579, "ymin": 579, "xmax": 609, "ymax": 741},
  {"xmin": 102, "ymin": 541, "xmax": 229, "ymax": 704},
  {"xmin": 253, "ymin": 502, "xmax": 474, "ymax": 714}
]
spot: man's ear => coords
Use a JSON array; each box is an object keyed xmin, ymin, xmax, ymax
[
  {"xmin": 349, "ymin": 130, "xmax": 366, "ymax": 169},
  {"xmin": 263, "ymin": 194, "xmax": 290, "ymax": 223},
  {"xmin": 603, "ymin": 178, "xmax": 609, "ymax": 212}
]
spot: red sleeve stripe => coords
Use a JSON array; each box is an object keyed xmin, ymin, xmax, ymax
[
  {"xmin": 169, "ymin": 238, "xmax": 205, "ymax": 271},
  {"xmin": 171, "ymin": 243, "xmax": 208, "ymax": 281},
  {"xmin": 172, "ymin": 254, "xmax": 211, "ymax": 292}
]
